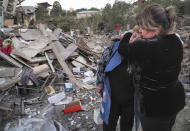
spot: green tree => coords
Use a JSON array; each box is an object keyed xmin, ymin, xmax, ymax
[
  {"xmin": 101, "ymin": 3, "xmax": 113, "ymax": 32},
  {"xmin": 89, "ymin": 7, "xmax": 100, "ymax": 11},
  {"xmin": 51, "ymin": 1, "xmax": 63, "ymax": 17},
  {"xmin": 135, "ymin": 0, "xmax": 185, "ymax": 16},
  {"xmin": 36, "ymin": 5, "xmax": 47, "ymax": 21},
  {"xmin": 101, "ymin": 2, "xmax": 133, "ymax": 32},
  {"xmin": 75, "ymin": 8, "xmax": 88, "ymax": 13},
  {"xmin": 112, "ymin": 2, "xmax": 133, "ymax": 29}
]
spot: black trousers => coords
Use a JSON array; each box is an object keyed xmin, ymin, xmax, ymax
[
  {"xmin": 103, "ymin": 100, "xmax": 134, "ymax": 131},
  {"xmin": 135, "ymin": 91, "xmax": 177, "ymax": 131},
  {"xmin": 139, "ymin": 113, "xmax": 176, "ymax": 131}
]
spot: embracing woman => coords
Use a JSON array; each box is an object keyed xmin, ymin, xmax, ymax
[{"xmin": 118, "ymin": 4, "xmax": 186, "ymax": 131}]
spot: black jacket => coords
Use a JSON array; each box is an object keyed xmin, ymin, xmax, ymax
[
  {"xmin": 118, "ymin": 32, "xmax": 185, "ymax": 116},
  {"xmin": 107, "ymin": 60, "xmax": 134, "ymax": 103}
]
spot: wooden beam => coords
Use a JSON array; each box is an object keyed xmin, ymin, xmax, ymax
[
  {"xmin": 71, "ymin": 58, "xmax": 97, "ymax": 71},
  {"xmin": 45, "ymin": 52, "xmax": 55, "ymax": 72}
]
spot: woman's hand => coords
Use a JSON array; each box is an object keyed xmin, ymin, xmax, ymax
[
  {"xmin": 96, "ymin": 87, "xmax": 103, "ymax": 97},
  {"xmin": 129, "ymin": 32, "xmax": 142, "ymax": 43},
  {"xmin": 96, "ymin": 87, "xmax": 102, "ymax": 93}
]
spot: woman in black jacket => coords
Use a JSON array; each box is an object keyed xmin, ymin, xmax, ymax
[{"xmin": 118, "ymin": 4, "xmax": 185, "ymax": 131}]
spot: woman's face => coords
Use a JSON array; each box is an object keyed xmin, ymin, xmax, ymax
[{"xmin": 139, "ymin": 28, "xmax": 156, "ymax": 38}]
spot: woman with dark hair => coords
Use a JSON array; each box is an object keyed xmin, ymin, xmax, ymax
[{"xmin": 118, "ymin": 4, "xmax": 185, "ymax": 131}]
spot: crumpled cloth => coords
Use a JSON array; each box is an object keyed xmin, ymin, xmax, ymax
[{"xmin": 0, "ymin": 39, "xmax": 13, "ymax": 55}]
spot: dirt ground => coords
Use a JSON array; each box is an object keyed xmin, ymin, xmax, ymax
[{"xmin": 0, "ymin": 86, "xmax": 190, "ymax": 131}]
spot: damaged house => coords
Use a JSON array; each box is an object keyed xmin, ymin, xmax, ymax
[
  {"xmin": 0, "ymin": 0, "xmax": 25, "ymax": 27},
  {"xmin": 17, "ymin": 6, "xmax": 36, "ymax": 27}
]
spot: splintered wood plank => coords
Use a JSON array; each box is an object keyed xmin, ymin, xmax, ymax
[
  {"xmin": 53, "ymin": 41, "xmax": 77, "ymax": 60},
  {"xmin": 52, "ymin": 42, "xmax": 96, "ymax": 89}
]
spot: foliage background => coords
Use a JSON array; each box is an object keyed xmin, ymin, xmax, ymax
[{"xmin": 35, "ymin": 0, "xmax": 188, "ymax": 34}]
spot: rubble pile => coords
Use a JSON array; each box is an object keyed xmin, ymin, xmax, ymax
[
  {"xmin": 172, "ymin": 26, "xmax": 190, "ymax": 131},
  {"xmin": 0, "ymin": 24, "xmax": 111, "ymax": 130},
  {"xmin": 177, "ymin": 26, "xmax": 190, "ymax": 91}
]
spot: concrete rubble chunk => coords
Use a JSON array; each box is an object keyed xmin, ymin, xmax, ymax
[
  {"xmin": 32, "ymin": 64, "xmax": 50, "ymax": 78},
  {"xmin": 19, "ymin": 36, "xmax": 49, "ymax": 58}
]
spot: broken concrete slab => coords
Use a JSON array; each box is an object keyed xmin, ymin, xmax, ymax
[
  {"xmin": 0, "ymin": 66, "xmax": 22, "ymax": 77},
  {"xmin": 19, "ymin": 29, "xmax": 42, "ymax": 41},
  {"xmin": 0, "ymin": 77, "xmax": 21, "ymax": 91},
  {"xmin": 11, "ymin": 49, "xmax": 32, "ymax": 62},
  {"xmin": 16, "ymin": 36, "xmax": 49, "ymax": 58}
]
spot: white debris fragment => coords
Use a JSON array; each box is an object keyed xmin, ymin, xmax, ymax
[
  {"xmin": 48, "ymin": 92, "xmax": 66, "ymax": 104},
  {"xmin": 93, "ymin": 108, "xmax": 103, "ymax": 125}
]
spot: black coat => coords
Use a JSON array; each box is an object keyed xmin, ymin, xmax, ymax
[{"xmin": 118, "ymin": 32, "xmax": 185, "ymax": 117}]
